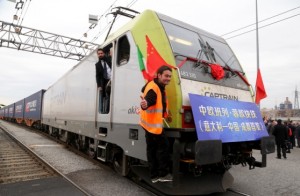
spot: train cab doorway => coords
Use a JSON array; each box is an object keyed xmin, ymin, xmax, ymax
[
  {"xmin": 96, "ymin": 43, "xmax": 114, "ymax": 131},
  {"xmin": 96, "ymin": 44, "xmax": 113, "ymax": 115},
  {"xmin": 95, "ymin": 34, "xmax": 131, "ymax": 134}
]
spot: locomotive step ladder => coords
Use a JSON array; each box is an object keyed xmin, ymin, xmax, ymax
[{"xmin": 97, "ymin": 142, "xmax": 108, "ymax": 162}]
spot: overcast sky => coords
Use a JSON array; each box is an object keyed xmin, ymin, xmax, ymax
[{"xmin": 0, "ymin": 0, "xmax": 299, "ymax": 109}]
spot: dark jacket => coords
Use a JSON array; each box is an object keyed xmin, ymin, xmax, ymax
[
  {"xmin": 273, "ymin": 124, "xmax": 288, "ymax": 144},
  {"xmin": 296, "ymin": 125, "xmax": 300, "ymax": 139},
  {"xmin": 95, "ymin": 57, "xmax": 111, "ymax": 88}
]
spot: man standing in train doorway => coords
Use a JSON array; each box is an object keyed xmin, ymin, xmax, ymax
[
  {"xmin": 95, "ymin": 48, "xmax": 111, "ymax": 114},
  {"xmin": 140, "ymin": 65, "xmax": 173, "ymax": 183}
]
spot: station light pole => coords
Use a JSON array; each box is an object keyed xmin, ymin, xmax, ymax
[{"xmin": 256, "ymin": 0, "xmax": 260, "ymax": 108}]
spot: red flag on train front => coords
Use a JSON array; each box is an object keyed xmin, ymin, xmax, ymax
[{"xmin": 146, "ymin": 35, "xmax": 172, "ymax": 79}]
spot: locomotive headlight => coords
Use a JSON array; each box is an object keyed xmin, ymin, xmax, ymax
[{"xmin": 184, "ymin": 111, "xmax": 193, "ymax": 123}]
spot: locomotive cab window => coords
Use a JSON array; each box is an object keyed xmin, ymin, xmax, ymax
[{"xmin": 117, "ymin": 35, "xmax": 130, "ymax": 66}]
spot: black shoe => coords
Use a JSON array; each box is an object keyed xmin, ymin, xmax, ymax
[
  {"xmin": 276, "ymin": 157, "xmax": 281, "ymax": 159},
  {"xmin": 283, "ymin": 157, "xmax": 287, "ymax": 159}
]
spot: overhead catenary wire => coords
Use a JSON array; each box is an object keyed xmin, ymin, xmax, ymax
[
  {"xmin": 8, "ymin": 1, "xmax": 299, "ymax": 42},
  {"xmin": 16, "ymin": 0, "xmax": 26, "ymax": 25},
  {"xmin": 14, "ymin": 0, "xmax": 25, "ymax": 24},
  {"xmin": 127, "ymin": 0, "xmax": 138, "ymax": 8},
  {"xmin": 221, "ymin": 5, "xmax": 300, "ymax": 37},
  {"xmin": 8, "ymin": 0, "xmax": 138, "ymax": 47},
  {"xmin": 221, "ymin": 5, "xmax": 300, "ymax": 40},
  {"xmin": 89, "ymin": 0, "xmax": 138, "ymax": 43},
  {"xmin": 88, "ymin": 2, "xmax": 297, "ymax": 43},
  {"xmin": 88, "ymin": 0, "xmax": 138, "ymax": 44},
  {"xmin": 225, "ymin": 13, "xmax": 300, "ymax": 40},
  {"xmin": 18, "ymin": 0, "xmax": 32, "ymax": 26},
  {"xmin": 12, "ymin": 0, "xmax": 32, "ymax": 26},
  {"xmin": 78, "ymin": 0, "xmax": 119, "ymax": 41}
]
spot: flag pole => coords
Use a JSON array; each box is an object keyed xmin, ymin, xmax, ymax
[{"xmin": 255, "ymin": 0, "xmax": 260, "ymax": 108}]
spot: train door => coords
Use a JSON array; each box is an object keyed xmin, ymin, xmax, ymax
[
  {"xmin": 96, "ymin": 43, "xmax": 114, "ymax": 134},
  {"xmin": 96, "ymin": 35, "xmax": 131, "ymax": 124},
  {"xmin": 95, "ymin": 34, "xmax": 135, "ymax": 168}
]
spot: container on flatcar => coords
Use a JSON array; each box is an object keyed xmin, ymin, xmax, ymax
[
  {"xmin": 14, "ymin": 99, "xmax": 25, "ymax": 124},
  {"xmin": 0, "ymin": 108, "xmax": 4, "ymax": 119},
  {"xmin": 7, "ymin": 103, "xmax": 15, "ymax": 121},
  {"xmin": 24, "ymin": 90, "xmax": 45, "ymax": 127}
]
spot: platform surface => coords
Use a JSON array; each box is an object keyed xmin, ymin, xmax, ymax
[
  {"xmin": 131, "ymin": 165, "xmax": 233, "ymax": 195},
  {"xmin": 0, "ymin": 176, "xmax": 85, "ymax": 196}
]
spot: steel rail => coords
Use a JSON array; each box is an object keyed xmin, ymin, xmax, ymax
[{"xmin": 0, "ymin": 123, "xmax": 92, "ymax": 196}]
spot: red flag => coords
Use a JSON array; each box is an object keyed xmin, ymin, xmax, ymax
[
  {"xmin": 255, "ymin": 68, "xmax": 267, "ymax": 104},
  {"xmin": 146, "ymin": 35, "xmax": 168, "ymax": 78}
]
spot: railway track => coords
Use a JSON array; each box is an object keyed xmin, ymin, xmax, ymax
[
  {"xmin": 0, "ymin": 127, "xmax": 57, "ymax": 184},
  {"xmin": 1, "ymin": 121, "xmax": 253, "ymax": 196},
  {"xmin": 0, "ymin": 124, "xmax": 90, "ymax": 196}
]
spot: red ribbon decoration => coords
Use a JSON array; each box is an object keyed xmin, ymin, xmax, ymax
[{"xmin": 209, "ymin": 63, "xmax": 224, "ymax": 80}]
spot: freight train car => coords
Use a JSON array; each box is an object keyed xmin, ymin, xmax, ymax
[
  {"xmin": 3, "ymin": 106, "xmax": 9, "ymax": 120},
  {"xmin": 15, "ymin": 99, "xmax": 25, "ymax": 124},
  {"xmin": 0, "ymin": 107, "xmax": 4, "ymax": 120},
  {"xmin": 3, "ymin": 9, "xmax": 275, "ymax": 195},
  {"xmin": 24, "ymin": 90, "xmax": 45, "ymax": 127},
  {"xmin": 2, "ymin": 90, "xmax": 45, "ymax": 127},
  {"xmin": 7, "ymin": 103, "xmax": 15, "ymax": 122}
]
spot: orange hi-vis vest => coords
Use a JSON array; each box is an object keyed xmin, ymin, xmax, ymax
[{"xmin": 140, "ymin": 81, "xmax": 168, "ymax": 135}]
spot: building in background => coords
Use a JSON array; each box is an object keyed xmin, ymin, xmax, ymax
[
  {"xmin": 261, "ymin": 97, "xmax": 300, "ymax": 121},
  {"xmin": 279, "ymin": 97, "xmax": 293, "ymax": 110}
]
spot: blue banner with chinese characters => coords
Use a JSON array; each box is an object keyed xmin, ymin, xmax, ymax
[{"xmin": 189, "ymin": 93, "xmax": 268, "ymax": 143}]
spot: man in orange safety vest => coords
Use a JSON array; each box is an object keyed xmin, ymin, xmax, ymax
[{"xmin": 140, "ymin": 65, "xmax": 173, "ymax": 183}]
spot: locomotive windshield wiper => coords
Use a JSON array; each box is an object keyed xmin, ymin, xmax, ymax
[
  {"xmin": 205, "ymin": 42, "xmax": 235, "ymax": 75},
  {"xmin": 193, "ymin": 38, "xmax": 216, "ymax": 70},
  {"xmin": 206, "ymin": 42, "xmax": 216, "ymax": 62},
  {"xmin": 205, "ymin": 42, "xmax": 221, "ymax": 65},
  {"xmin": 198, "ymin": 39, "xmax": 210, "ymax": 62},
  {"xmin": 194, "ymin": 49, "xmax": 204, "ymax": 69},
  {"xmin": 204, "ymin": 42, "xmax": 250, "ymax": 85}
]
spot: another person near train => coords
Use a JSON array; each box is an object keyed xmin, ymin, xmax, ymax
[
  {"xmin": 273, "ymin": 119, "xmax": 288, "ymax": 159},
  {"xmin": 284, "ymin": 121, "xmax": 292, "ymax": 153},
  {"xmin": 139, "ymin": 65, "xmax": 173, "ymax": 183},
  {"xmin": 95, "ymin": 48, "xmax": 112, "ymax": 114},
  {"xmin": 267, "ymin": 120, "xmax": 277, "ymax": 135},
  {"xmin": 288, "ymin": 121, "xmax": 296, "ymax": 148},
  {"xmin": 296, "ymin": 122, "xmax": 300, "ymax": 148}
]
